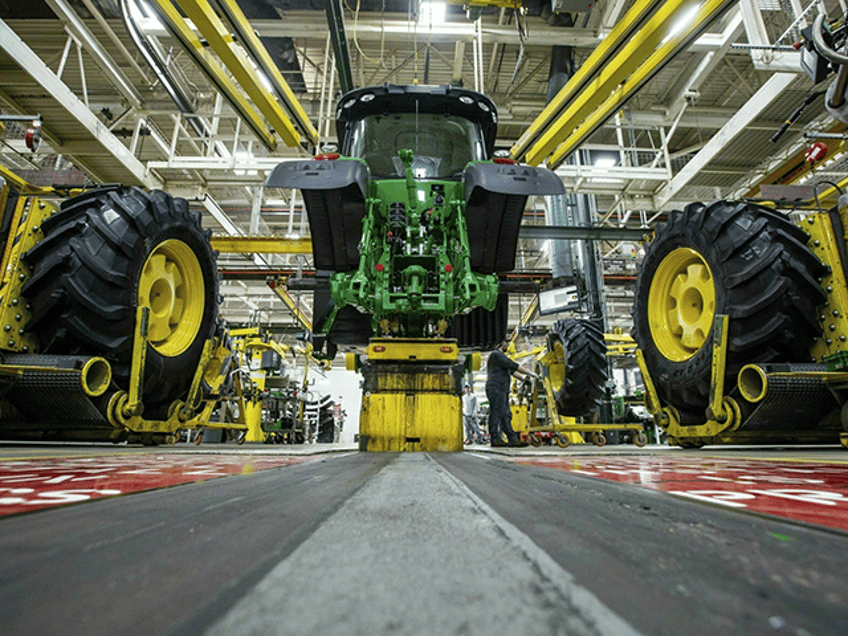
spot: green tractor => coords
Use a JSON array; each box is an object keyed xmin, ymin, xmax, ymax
[{"xmin": 267, "ymin": 84, "xmax": 564, "ymax": 355}]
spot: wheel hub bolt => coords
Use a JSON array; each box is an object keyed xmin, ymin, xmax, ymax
[{"xmin": 830, "ymin": 324, "xmax": 837, "ymax": 331}]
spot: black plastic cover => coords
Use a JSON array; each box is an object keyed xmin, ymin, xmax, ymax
[
  {"xmin": 266, "ymin": 160, "xmax": 369, "ymax": 271},
  {"xmin": 265, "ymin": 158, "xmax": 368, "ymax": 197},
  {"xmin": 463, "ymin": 162, "xmax": 565, "ymax": 200},
  {"xmin": 463, "ymin": 162, "xmax": 564, "ymax": 274}
]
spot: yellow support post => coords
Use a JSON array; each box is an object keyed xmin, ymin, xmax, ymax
[
  {"xmin": 125, "ymin": 306, "xmax": 149, "ymax": 417},
  {"xmin": 707, "ymin": 314, "xmax": 730, "ymax": 423},
  {"xmin": 358, "ymin": 339, "xmax": 464, "ymax": 451},
  {"xmin": 244, "ymin": 347, "xmax": 266, "ymax": 442},
  {"xmin": 634, "ymin": 348, "xmax": 663, "ymax": 417}
]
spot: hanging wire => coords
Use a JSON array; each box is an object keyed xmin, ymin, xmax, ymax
[
  {"xmin": 348, "ymin": 0, "xmax": 387, "ymax": 68},
  {"xmin": 506, "ymin": 5, "xmax": 529, "ymax": 94}
]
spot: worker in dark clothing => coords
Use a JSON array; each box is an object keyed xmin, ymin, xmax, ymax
[{"xmin": 486, "ymin": 340, "xmax": 538, "ymax": 447}]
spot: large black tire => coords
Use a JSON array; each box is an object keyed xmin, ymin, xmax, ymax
[
  {"xmin": 630, "ymin": 200, "xmax": 825, "ymax": 413},
  {"xmin": 544, "ymin": 318, "xmax": 607, "ymax": 418},
  {"xmin": 22, "ymin": 186, "xmax": 219, "ymax": 407}
]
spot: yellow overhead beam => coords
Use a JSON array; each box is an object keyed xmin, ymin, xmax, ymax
[
  {"xmin": 212, "ymin": 0, "xmax": 319, "ymax": 146},
  {"xmin": 150, "ymin": 0, "xmax": 278, "ymax": 149},
  {"xmin": 210, "ymin": 235, "xmax": 312, "ymax": 254},
  {"xmin": 173, "ymin": 0, "xmax": 301, "ymax": 147},
  {"xmin": 544, "ymin": 0, "xmax": 736, "ymax": 169},
  {"xmin": 511, "ymin": 0, "xmax": 664, "ymax": 162}
]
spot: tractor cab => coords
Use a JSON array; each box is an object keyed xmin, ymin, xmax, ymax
[{"xmin": 335, "ymin": 84, "xmax": 497, "ymax": 180}]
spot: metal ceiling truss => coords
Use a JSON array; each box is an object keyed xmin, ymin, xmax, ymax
[{"xmin": 0, "ymin": 17, "xmax": 159, "ymax": 188}]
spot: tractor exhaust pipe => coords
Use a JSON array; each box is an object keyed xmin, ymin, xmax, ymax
[
  {"xmin": 2, "ymin": 354, "xmax": 113, "ymax": 424},
  {"xmin": 3, "ymin": 354, "xmax": 112, "ymax": 396},
  {"xmin": 737, "ymin": 363, "xmax": 837, "ymax": 430}
]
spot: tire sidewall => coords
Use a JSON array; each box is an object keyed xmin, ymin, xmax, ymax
[
  {"xmin": 632, "ymin": 207, "xmax": 727, "ymax": 410},
  {"xmin": 131, "ymin": 214, "xmax": 218, "ymax": 405}
]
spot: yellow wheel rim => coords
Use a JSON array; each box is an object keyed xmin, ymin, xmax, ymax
[
  {"xmin": 138, "ymin": 239, "xmax": 205, "ymax": 357},
  {"xmin": 648, "ymin": 247, "xmax": 715, "ymax": 362},
  {"xmin": 549, "ymin": 340, "xmax": 565, "ymax": 392}
]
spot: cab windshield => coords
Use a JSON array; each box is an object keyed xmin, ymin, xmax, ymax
[{"xmin": 347, "ymin": 112, "xmax": 485, "ymax": 179}]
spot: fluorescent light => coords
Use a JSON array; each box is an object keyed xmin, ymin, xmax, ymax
[
  {"xmin": 127, "ymin": 0, "xmax": 164, "ymax": 31},
  {"xmin": 663, "ymin": 4, "xmax": 702, "ymax": 44},
  {"xmin": 594, "ymin": 157, "xmax": 617, "ymax": 168},
  {"xmin": 420, "ymin": 2, "xmax": 446, "ymax": 26}
]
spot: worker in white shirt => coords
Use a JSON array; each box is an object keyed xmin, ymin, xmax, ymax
[{"xmin": 462, "ymin": 384, "xmax": 483, "ymax": 444}]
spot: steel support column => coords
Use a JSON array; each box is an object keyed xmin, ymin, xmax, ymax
[{"xmin": 325, "ymin": 0, "xmax": 354, "ymax": 94}]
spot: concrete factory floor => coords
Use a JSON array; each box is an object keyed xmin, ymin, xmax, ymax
[{"xmin": 1, "ymin": 442, "xmax": 847, "ymax": 636}]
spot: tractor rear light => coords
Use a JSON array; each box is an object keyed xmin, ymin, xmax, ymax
[
  {"xmin": 444, "ymin": 264, "xmax": 453, "ymax": 273},
  {"xmin": 372, "ymin": 345, "xmax": 386, "ymax": 352},
  {"xmin": 440, "ymin": 346, "xmax": 454, "ymax": 353},
  {"xmin": 376, "ymin": 263, "xmax": 385, "ymax": 272},
  {"xmin": 493, "ymin": 157, "xmax": 518, "ymax": 165},
  {"xmin": 268, "ymin": 280, "xmax": 277, "ymax": 289},
  {"xmin": 314, "ymin": 152, "xmax": 340, "ymax": 161}
]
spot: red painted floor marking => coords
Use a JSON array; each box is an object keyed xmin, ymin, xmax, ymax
[
  {"xmin": 0, "ymin": 454, "xmax": 311, "ymax": 516},
  {"xmin": 510, "ymin": 456, "xmax": 848, "ymax": 533}
]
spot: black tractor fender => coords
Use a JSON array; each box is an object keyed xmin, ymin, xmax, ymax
[
  {"xmin": 462, "ymin": 162, "xmax": 564, "ymax": 274},
  {"xmin": 265, "ymin": 158, "xmax": 369, "ymax": 197},
  {"xmin": 265, "ymin": 159, "xmax": 369, "ymax": 272}
]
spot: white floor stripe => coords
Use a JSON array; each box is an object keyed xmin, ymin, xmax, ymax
[{"xmin": 205, "ymin": 454, "xmax": 641, "ymax": 636}]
